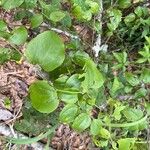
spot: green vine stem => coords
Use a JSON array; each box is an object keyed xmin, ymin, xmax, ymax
[{"xmin": 101, "ymin": 115, "xmax": 148, "ymax": 128}]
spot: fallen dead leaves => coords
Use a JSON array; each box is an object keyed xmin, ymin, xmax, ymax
[
  {"xmin": 51, "ymin": 124, "xmax": 91, "ymax": 150},
  {"xmin": 0, "ymin": 61, "xmax": 36, "ymax": 122}
]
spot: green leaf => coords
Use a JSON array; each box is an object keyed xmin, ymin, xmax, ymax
[
  {"xmin": 122, "ymin": 108, "xmax": 147, "ymax": 130},
  {"xmin": 85, "ymin": 0, "xmax": 99, "ymax": 14},
  {"xmin": 125, "ymin": 72, "xmax": 140, "ymax": 86},
  {"xmin": 140, "ymin": 68, "xmax": 150, "ymax": 83},
  {"xmin": 55, "ymin": 74, "xmax": 81, "ymax": 103},
  {"xmin": 66, "ymin": 74, "xmax": 81, "ymax": 90},
  {"xmin": 0, "ymin": 47, "xmax": 21, "ymax": 64},
  {"xmin": 111, "ymin": 76, "xmax": 123, "ymax": 96},
  {"xmin": 71, "ymin": 0, "xmax": 96, "ymax": 21},
  {"xmin": 23, "ymin": 0, "xmax": 37, "ymax": 9},
  {"xmin": 9, "ymin": 27, "xmax": 28, "ymax": 45},
  {"xmin": 93, "ymin": 138, "xmax": 108, "ymax": 147},
  {"xmin": 113, "ymin": 52, "xmax": 127, "ymax": 64},
  {"xmin": 134, "ymin": 88, "xmax": 147, "ymax": 98},
  {"xmin": 124, "ymin": 13, "xmax": 136, "ymax": 25},
  {"xmin": 118, "ymin": 0, "xmax": 131, "ymax": 9},
  {"xmin": 50, "ymin": 11, "xmax": 66, "ymax": 22},
  {"xmin": 1, "ymin": 0, "xmax": 24, "ymax": 10},
  {"xmin": 81, "ymin": 60, "xmax": 104, "ymax": 92},
  {"xmin": 60, "ymin": 12, "xmax": 72, "ymax": 27},
  {"xmin": 123, "ymin": 108, "xmax": 143, "ymax": 122},
  {"xmin": 59, "ymin": 104, "xmax": 78, "ymax": 123},
  {"xmin": 107, "ymin": 9, "xmax": 122, "ymax": 32},
  {"xmin": 113, "ymin": 105, "xmax": 126, "ymax": 121},
  {"xmin": 0, "ymin": 47, "xmax": 10, "ymax": 64},
  {"xmin": 0, "ymin": 31, "xmax": 10, "ymax": 39},
  {"xmin": 0, "ymin": 19, "xmax": 7, "ymax": 31},
  {"xmin": 99, "ymin": 128, "xmax": 111, "ymax": 139},
  {"xmin": 134, "ymin": 6, "xmax": 143, "ymax": 17},
  {"xmin": 74, "ymin": 51, "xmax": 104, "ymax": 92},
  {"xmin": 90, "ymin": 119, "xmax": 102, "ymax": 136},
  {"xmin": 72, "ymin": 113, "xmax": 91, "ymax": 132},
  {"xmin": 136, "ymin": 58, "xmax": 147, "ymax": 63},
  {"xmin": 118, "ymin": 138, "xmax": 136, "ymax": 150},
  {"xmin": 29, "ymin": 80, "xmax": 59, "ymax": 113},
  {"xmin": 25, "ymin": 31, "xmax": 65, "ymax": 72},
  {"xmin": 58, "ymin": 90, "xmax": 78, "ymax": 104},
  {"xmin": 31, "ymin": 14, "xmax": 43, "ymax": 28}
]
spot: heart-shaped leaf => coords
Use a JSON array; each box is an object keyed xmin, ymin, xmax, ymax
[
  {"xmin": 29, "ymin": 80, "xmax": 59, "ymax": 113},
  {"xmin": 25, "ymin": 31, "xmax": 65, "ymax": 72}
]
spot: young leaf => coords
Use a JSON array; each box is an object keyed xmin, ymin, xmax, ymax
[
  {"xmin": 1, "ymin": 0, "xmax": 24, "ymax": 10},
  {"xmin": 113, "ymin": 52, "xmax": 127, "ymax": 64},
  {"xmin": 23, "ymin": 0, "xmax": 37, "ymax": 9},
  {"xmin": 90, "ymin": 119, "xmax": 102, "ymax": 136},
  {"xmin": 0, "ymin": 19, "xmax": 7, "ymax": 31},
  {"xmin": 124, "ymin": 13, "xmax": 136, "ymax": 25},
  {"xmin": 110, "ymin": 76, "xmax": 123, "ymax": 96},
  {"xmin": 85, "ymin": 0, "xmax": 99, "ymax": 14},
  {"xmin": 123, "ymin": 108, "xmax": 143, "ymax": 122},
  {"xmin": 134, "ymin": 88, "xmax": 147, "ymax": 98},
  {"xmin": 50, "ymin": 11, "xmax": 66, "ymax": 22},
  {"xmin": 118, "ymin": 0, "xmax": 131, "ymax": 9},
  {"xmin": 25, "ymin": 31, "xmax": 65, "ymax": 72},
  {"xmin": 9, "ymin": 27, "xmax": 28, "ymax": 45},
  {"xmin": 81, "ymin": 60, "xmax": 104, "ymax": 93},
  {"xmin": 113, "ymin": 105, "xmax": 126, "ymax": 121},
  {"xmin": 74, "ymin": 51, "xmax": 105, "ymax": 92},
  {"xmin": 118, "ymin": 138, "xmax": 136, "ymax": 150},
  {"xmin": 31, "ymin": 14, "xmax": 43, "ymax": 28},
  {"xmin": 29, "ymin": 80, "xmax": 59, "ymax": 113},
  {"xmin": 107, "ymin": 9, "xmax": 122, "ymax": 32},
  {"xmin": 58, "ymin": 90, "xmax": 78, "ymax": 104},
  {"xmin": 134, "ymin": 6, "xmax": 143, "ymax": 17},
  {"xmin": 59, "ymin": 104, "xmax": 78, "ymax": 123},
  {"xmin": 140, "ymin": 68, "xmax": 150, "ymax": 83},
  {"xmin": 0, "ymin": 48, "xmax": 10, "ymax": 64},
  {"xmin": 99, "ymin": 128, "xmax": 111, "ymax": 139},
  {"xmin": 72, "ymin": 113, "xmax": 91, "ymax": 132},
  {"xmin": 125, "ymin": 72, "xmax": 140, "ymax": 86}
]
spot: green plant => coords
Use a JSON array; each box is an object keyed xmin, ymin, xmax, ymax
[{"xmin": 0, "ymin": 0, "xmax": 150, "ymax": 149}]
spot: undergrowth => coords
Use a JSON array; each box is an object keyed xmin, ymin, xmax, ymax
[{"xmin": 0, "ymin": 0, "xmax": 150, "ymax": 149}]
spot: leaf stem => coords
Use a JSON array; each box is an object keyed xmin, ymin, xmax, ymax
[
  {"xmin": 7, "ymin": 125, "xmax": 58, "ymax": 145},
  {"xmin": 101, "ymin": 115, "xmax": 147, "ymax": 128},
  {"xmin": 56, "ymin": 89, "xmax": 82, "ymax": 94}
]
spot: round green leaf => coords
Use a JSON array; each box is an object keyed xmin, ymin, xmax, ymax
[
  {"xmin": 31, "ymin": 14, "xmax": 43, "ymax": 28},
  {"xmin": 29, "ymin": 80, "xmax": 59, "ymax": 113},
  {"xmin": 72, "ymin": 113, "xmax": 91, "ymax": 132},
  {"xmin": 59, "ymin": 104, "xmax": 78, "ymax": 123},
  {"xmin": 25, "ymin": 31, "xmax": 65, "ymax": 72},
  {"xmin": 50, "ymin": 11, "xmax": 66, "ymax": 22},
  {"xmin": 1, "ymin": 0, "xmax": 24, "ymax": 10},
  {"xmin": 9, "ymin": 27, "xmax": 28, "ymax": 45}
]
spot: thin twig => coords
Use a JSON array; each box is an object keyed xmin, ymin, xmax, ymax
[
  {"xmin": 92, "ymin": 0, "xmax": 104, "ymax": 57},
  {"xmin": 41, "ymin": 23, "xmax": 80, "ymax": 40}
]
